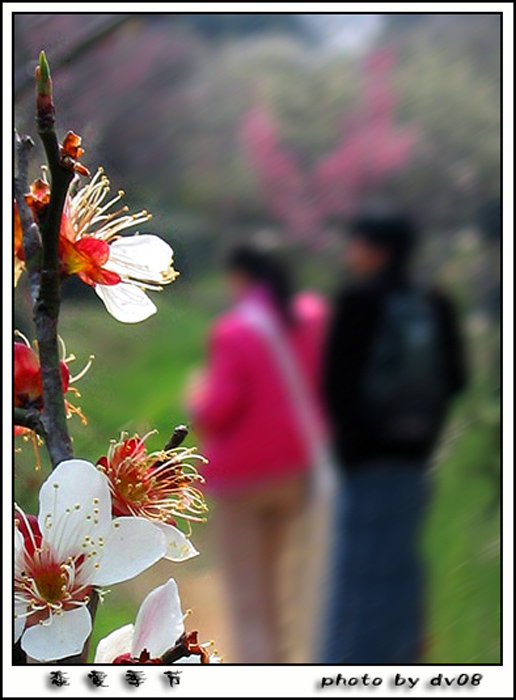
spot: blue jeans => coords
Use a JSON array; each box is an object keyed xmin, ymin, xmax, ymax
[{"xmin": 318, "ymin": 461, "xmax": 430, "ymax": 664}]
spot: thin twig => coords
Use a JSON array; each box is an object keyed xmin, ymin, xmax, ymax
[
  {"xmin": 164, "ymin": 425, "xmax": 189, "ymax": 451},
  {"xmin": 14, "ymin": 131, "xmax": 42, "ymax": 305},
  {"xmin": 14, "ymin": 407, "xmax": 46, "ymax": 438},
  {"xmin": 31, "ymin": 53, "xmax": 74, "ymax": 468},
  {"xmin": 13, "ymin": 641, "xmax": 27, "ymax": 665}
]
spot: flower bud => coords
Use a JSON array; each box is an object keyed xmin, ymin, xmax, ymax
[
  {"xmin": 14, "ymin": 342, "xmax": 43, "ymax": 407},
  {"xmin": 36, "ymin": 51, "xmax": 55, "ymax": 130}
]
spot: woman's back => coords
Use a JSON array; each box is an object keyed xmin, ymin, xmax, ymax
[{"xmin": 191, "ymin": 288, "xmax": 328, "ymax": 496}]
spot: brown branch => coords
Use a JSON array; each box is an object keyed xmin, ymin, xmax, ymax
[
  {"xmin": 15, "ymin": 16, "xmax": 132, "ymax": 97},
  {"xmin": 161, "ymin": 631, "xmax": 209, "ymax": 664},
  {"xmin": 31, "ymin": 53, "xmax": 74, "ymax": 468},
  {"xmin": 13, "ymin": 640, "xmax": 27, "ymax": 665},
  {"xmin": 31, "ymin": 52, "xmax": 93, "ymax": 665},
  {"xmin": 14, "ymin": 131, "xmax": 42, "ymax": 305},
  {"xmin": 164, "ymin": 425, "xmax": 189, "ymax": 451},
  {"xmin": 14, "ymin": 407, "xmax": 46, "ymax": 438}
]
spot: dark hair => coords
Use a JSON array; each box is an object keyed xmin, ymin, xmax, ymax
[
  {"xmin": 348, "ymin": 204, "xmax": 417, "ymax": 272},
  {"xmin": 226, "ymin": 243, "xmax": 294, "ymax": 324}
]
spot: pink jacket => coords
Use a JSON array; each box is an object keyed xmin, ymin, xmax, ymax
[{"xmin": 190, "ymin": 287, "xmax": 329, "ymax": 497}]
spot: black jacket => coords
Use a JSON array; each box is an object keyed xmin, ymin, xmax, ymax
[{"xmin": 323, "ymin": 268, "xmax": 468, "ymax": 471}]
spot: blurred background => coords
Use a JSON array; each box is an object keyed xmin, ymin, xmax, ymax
[{"xmin": 14, "ymin": 13, "xmax": 500, "ymax": 663}]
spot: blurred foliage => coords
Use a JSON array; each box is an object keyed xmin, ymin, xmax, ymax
[
  {"xmin": 389, "ymin": 15, "xmax": 500, "ymax": 228},
  {"xmin": 14, "ymin": 13, "xmax": 500, "ymax": 244},
  {"xmin": 176, "ymin": 13, "xmax": 310, "ymax": 41}
]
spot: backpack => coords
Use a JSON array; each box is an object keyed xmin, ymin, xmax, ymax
[{"xmin": 358, "ymin": 289, "xmax": 449, "ymax": 443}]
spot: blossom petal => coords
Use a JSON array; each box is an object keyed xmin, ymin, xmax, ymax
[
  {"xmin": 132, "ymin": 578, "xmax": 184, "ymax": 658},
  {"xmin": 105, "ymin": 235, "xmax": 174, "ymax": 283},
  {"xmin": 37, "ymin": 459, "xmax": 112, "ymax": 560},
  {"xmin": 14, "ymin": 525, "xmax": 24, "ymax": 556},
  {"xmin": 21, "ymin": 606, "xmax": 92, "ymax": 661},
  {"xmin": 91, "ymin": 517, "xmax": 165, "ymax": 586},
  {"xmin": 14, "ymin": 601, "xmax": 27, "ymax": 643},
  {"xmin": 14, "ymin": 343, "xmax": 42, "ymax": 405},
  {"xmin": 95, "ymin": 283, "xmax": 157, "ymax": 324},
  {"xmin": 157, "ymin": 522, "xmax": 199, "ymax": 562},
  {"xmin": 181, "ymin": 653, "xmax": 222, "ymax": 664},
  {"xmin": 94, "ymin": 623, "xmax": 134, "ymax": 663}
]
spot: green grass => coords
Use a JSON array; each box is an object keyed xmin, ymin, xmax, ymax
[
  {"xmin": 422, "ymin": 418, "xmax": 500, "ymax": 662},
  {"xmin": 14, "ymin": 274, "xmax": 500, "ymax": 663}
]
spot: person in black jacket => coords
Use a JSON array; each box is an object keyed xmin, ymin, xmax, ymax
[{"xmin": 318, "ymin": 206, "xmax": 467, "ymax": 664}]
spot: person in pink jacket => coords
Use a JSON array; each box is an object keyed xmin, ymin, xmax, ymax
[{"xmin": 186, "ymin": 243, "xmax": 329, "ymax": 663}]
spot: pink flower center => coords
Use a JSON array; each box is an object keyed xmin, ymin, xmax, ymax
[
  {"xmin": 16, "ymin": 540, "xmax": 91, "ymax": 622},
  {"xmin": 97, "ymin": 437, "xmax": 207, "ymax": 524},
  {"xmin": 29, "ymin": 553, "xmax": 67, "ymax": 604}
]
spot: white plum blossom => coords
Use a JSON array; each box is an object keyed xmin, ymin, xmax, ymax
[
  {"xmin": 96, "ymin": 432, "xmax": 207, "ymax": 562},
  {"xmin": 14, "ymin": 459, "xmax": 167, "ymax": 662},
  {"xmin": 59, "ymin": 166, "xmax": 178, "ymax": 323},
  {"xmin": 94, "ymin": 233, "xmax": 178, "ymax": 324},
  {"xmin": 94, "ymin": 578, "xmax": 221, "ymax": 664}
]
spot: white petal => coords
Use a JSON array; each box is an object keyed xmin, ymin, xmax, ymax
[
  {"xmin": 157, "ymin": 522, "xmax": 199, "ymax": 562},
  {"xmin": 95, "ymin": 283, "xmax": 157, "ymax": 324},
  {"xmin": 14, "ymin": 601, "xmax": 27, "ymax": 643},
  {"xmin": 14, "ymin": 525, "xmax": 24, "ymax": 557},
  {"xmin": 132, "ymin": 578, "xmax": 184, "ymax": 658},
  {"xmin": 94, "ymin": 623, "xmax": 134, "ymax": 663},
  {"xmin": 37, "ymin": 460, "xmax": 112, "ymax": 560},
  {"xmin": 106, "ymin": 235, "xmax": 174, "ymax": 283},
  {"xmin": 180, "ymin": 650, "xmax": 222, "ymax": 664},
  {"xmin": 91, "ymin": 517, "xmax": 166, "ymax": 586},
  {"xmin": 21, "ymin": 607, "xmax": 92, "ymax": 662}
]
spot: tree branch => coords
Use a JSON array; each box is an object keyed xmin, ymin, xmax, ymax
[
  {"xmin": 14, "ymin": 407, "xmax": 46, "ymax": 438},
  {"xmin": 30, "ymin": 52, "xmax": 92, "ymax": 665},
  {"xmin": 164, "ymin": 424, "xmax": 189, "ymax": 451},
  {"xmin": 14, "ymin": 131, "xmax": 42, "ymax": 305},
  {"xmin": 31, "ymin": 52, "xmax": 74, "ymax": 468},
  {"xmin": 13, "ymin": 641, "xmax": 27, "ymax": 665}
]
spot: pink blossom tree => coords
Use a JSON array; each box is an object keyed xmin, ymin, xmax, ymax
[{"xmin": 240, "ymin": 48, "xmax": 417, "ymax": 244}]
